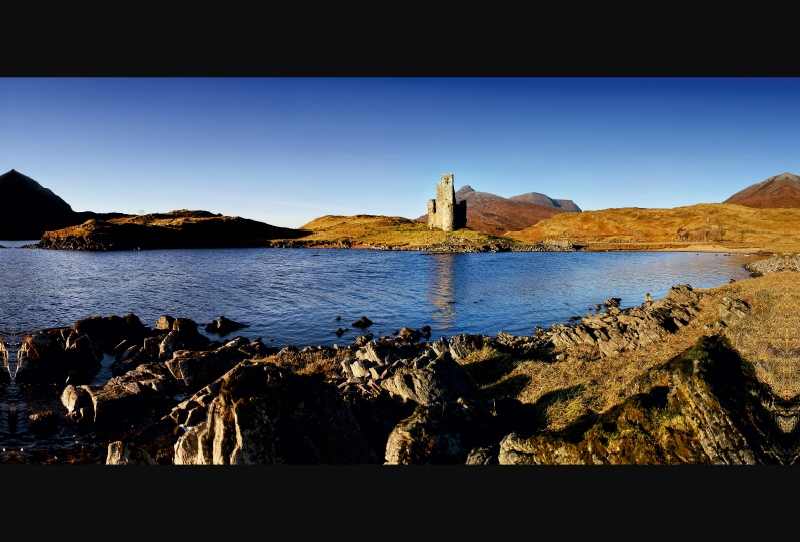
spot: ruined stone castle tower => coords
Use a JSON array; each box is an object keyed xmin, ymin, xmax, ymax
[{"xmin": 428, "ymin": 174, "xmax": 466, "ymax": 231}]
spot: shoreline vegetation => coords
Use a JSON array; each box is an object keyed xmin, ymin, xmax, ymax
[
  {"xmin": 4, "ymin": 252, "xmax": 800, "ymax": 464},
  {"xmin": 19, "ymin": 208, "xmax": 798, "ymax": 254}
]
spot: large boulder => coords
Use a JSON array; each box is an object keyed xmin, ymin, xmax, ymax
[
  {"xmin": 109, "ymin": 345, "xmax": 154, "ymax": 376},
  {"xmin": 15, "ymin": 328, "xmax": 101, "ymax": 384},
  {"xmin": 174, "ymin": 361, "xmax": 375, "ymax": 464},
  {"xmin": 380, "ymin": 350, "xmax": 476, "ymax": 406},
  {"xmin": 74, "ymin": 313, "xmax": 150, "ymax": 352},
  {"xmin": 165, "ymin": 336, "xmax": 276, "ymax": 394},
  {"xmin": 158, "ymin": 318, "xmax": 211, "ymax": 360},
  {"xmin": 384, "ymin": 397, "xmax": 538, "ymax": 464},
  {"xmin": 166, "ymin": 350, "xmax": 238, "ymax": 395},
  {"xmin": 106, "ymin": 441, "xmax": 157, "ymax": 465},
  {"xmin": 61, "ymin": 363, "xmax": 180, "ymax": 426}
]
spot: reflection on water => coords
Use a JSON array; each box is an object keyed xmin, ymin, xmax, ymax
[{"xmin": 426, "ymin": 254, "xmax": 457, "ymax": 328}]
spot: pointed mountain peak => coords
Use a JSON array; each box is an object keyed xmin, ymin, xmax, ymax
[
  {"xmin": 725, "ymin": 172, "xmax": 800, "ymax": 209},
  {"xmin": 455, "ymin": 185, "xmax": 475, "ymax": 197}
]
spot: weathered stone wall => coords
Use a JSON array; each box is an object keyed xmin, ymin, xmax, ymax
[
  {"xmin": 427, "ymin": 199, "xmax": 438, "ymax": 229},
  {"xmin": 437, "ymin": 174, "xmax": 456, "ymax": 231}
]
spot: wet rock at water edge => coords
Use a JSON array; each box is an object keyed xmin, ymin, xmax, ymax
[
  {"xmin": 74, "ymin": 313, "xmax": 150, "ymax": 352},
  {"xmin": 155, "ymin": 315, "xmax": 175, "ymax": 331},
  {"xmin": 354, "ymin": 334, "xmax": 374, "ymax": 347},
  {"xmin": 352, "ymin": 316, "xmax": 373, "ymax": 328},
  {"xmin": 204, "ymin": 316, "xmax": 249, "ymax": 336},
  {"xmin": 15, "ymin": 329, "xmax": 102, "ymax": 385},
  {"xmin": 158, "ymin": 318, "xmax": 211, "ymax": 361},
  {"xmin": 61, "ymin": 363, "xmax": 180, "ymax": 426}
]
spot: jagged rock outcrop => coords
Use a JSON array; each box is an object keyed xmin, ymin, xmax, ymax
[
  {"xmin": 544, "ymin": 285, "xmax": 703, "ymax": 357},
  {"xmin": 380, "ymin": 350, "xmax": 476, "ymax": 406},
  {"xmin": 385, "ymin": 397, "xmax": 539, "ymax": 464},
  {"xmin": 74, "ymin": 313, "xmax": 149, "ymax": 351},
  {"xmin": 165, "ymin": 336, "xmax": 275, "ymax": 394},
  {"xmin": 61, "ymin": 362, "xmax": 180, "ymax": 425},
  {"xmin": 15, "ymin": 328, "xmax": 102, "ymax": 384},
  {"xmin": 106, "ymin": 441, "xmax": 157, "ymax": 465},
  {"xmin": 351, "ymin": 316, "xmax": 373, "ymax": 328},
  {"xmin": 156, "ymin": 318, "xmax": 211, "ymax": 360},
  {"xmin": 497, "ymin": 335, "xmax": 783, "ymax": 464},
  {"xmin": 173, "ymin": 361, "xmax": 376, "ymax": 464}
]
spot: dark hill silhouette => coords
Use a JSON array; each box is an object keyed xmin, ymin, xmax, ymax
[
  {"xmin": 0, "ymin": 169, "xmax": 130, "ymax": 239},
  {"xmin": 724, "ymin": 172, "xmax": 800, "ymax": 209},
  {"xmin": 418, "ymin": 185, "xmax": 581, "ymax": 236}
]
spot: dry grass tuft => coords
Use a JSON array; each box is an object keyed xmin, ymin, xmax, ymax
[{"xmin": 255, "ymin": 347, "xmax": 354, "ymax": 380}]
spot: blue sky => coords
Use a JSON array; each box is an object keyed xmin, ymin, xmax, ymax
[{"xmin": 2, "ymin": 78, "xmax": 799, "ymax": 228}]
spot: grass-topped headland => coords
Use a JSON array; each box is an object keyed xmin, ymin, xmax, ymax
[
  {"xmin": 297, "ymin": 214, "xmax": 532, "ymax": 251},
  {"xmin": 38, "ymin": 210, "xmax": 309, "ymax": 250}
]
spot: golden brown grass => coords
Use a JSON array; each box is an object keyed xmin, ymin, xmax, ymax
[
  {"xmin": 256, "ymin": 347, "xmax": 353, "ymax": 380},
  {"xmin": 725, "ymin": 271, "xmax": 800, "ymax": 400},
  {"xmin": 506, "ymin": 203, "xmax": 800, "ymax": 253},
  {"xmin": 47, "ymin": 211, "xmax": 237, "ymax": 239},
  {"xmin": 299, "ymin": 214, "xmax": 518, "ymax": 247}
]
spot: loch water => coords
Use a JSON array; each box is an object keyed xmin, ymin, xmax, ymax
[
  {"xmin": 0, "ymin": 246, "xmax": 761, "ymax": 463},
  {"xmin": 0, "ymin": 246, "xmax": 760, "ymax": 348}
]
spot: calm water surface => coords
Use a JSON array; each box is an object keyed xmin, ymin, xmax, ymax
[{"xmin": 0, "ymin": 247, "xmax": 760, "ymax": 347}]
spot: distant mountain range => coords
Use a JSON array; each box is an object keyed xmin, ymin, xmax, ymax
[
  {"xmin": 724, "ymin": 172, "xmax": 800, "ymax": 209},
  {"xmin": 418, "ymin": 185, "xmax": 582, "ymax": 236}
]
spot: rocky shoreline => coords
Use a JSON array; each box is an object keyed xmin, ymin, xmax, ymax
[
  {"xmin": 744, "ymin": 252, "xmax": 800, "ymax": 276},
  {"xmin": 31, "ymin": 236, "xmax": 579, "ymax": 253},
  {"xmin": 5, "ymin": 262, "xmax": 796, "ymax": 464}
]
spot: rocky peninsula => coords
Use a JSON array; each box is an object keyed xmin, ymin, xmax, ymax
[
  {"xmin": 35, "ymin": 210, "xmax": 309, "ymax": 250},
  {"xmin": 0, "ymin": 253, "xmax": 797, "ymax": 464}
]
